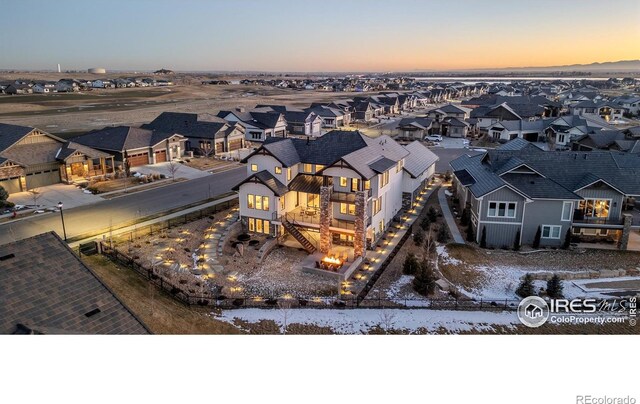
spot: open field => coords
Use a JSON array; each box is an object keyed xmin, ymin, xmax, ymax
[{"xmin": 0, "ymin": 74, "xmax": 382, "ymax": 135}]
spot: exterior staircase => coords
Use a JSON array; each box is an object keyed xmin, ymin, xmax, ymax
[{"xmin": 281, "ymin": 219, "xmax": 317, "ymax": 254}]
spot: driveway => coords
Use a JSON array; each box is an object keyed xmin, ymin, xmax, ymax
[
  {"xmin": 8, "ymin": 183, "xmax": 101, "ymax": 211},
  {"xmin": 134, "ymin": 162, "xmax": 211, "ymax": 180}
]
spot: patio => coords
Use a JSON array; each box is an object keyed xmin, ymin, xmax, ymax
[{"xmin": 301, "ymin": 251, "xmax": 363, "ymax": 281}]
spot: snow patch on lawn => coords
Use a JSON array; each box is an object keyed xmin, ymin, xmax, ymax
[
  {"xmin": 215, "ymin": 308, "xmax": 518, "ymax": 334},
  {"xmin": 384, "ymin": 275, "xmax": 431, "ymax": 306},
  {"xmin": 437, "ymin": 245, "xmax": 461, "ymax": 265}
]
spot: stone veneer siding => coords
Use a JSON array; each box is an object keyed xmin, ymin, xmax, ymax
[
  {"xmin": 354, "ymin": 190, "xmax": 368, "ymax": 258},
  {"xmin": 319, "ymin": 185, "xmax": 332, "ymax": 254}
]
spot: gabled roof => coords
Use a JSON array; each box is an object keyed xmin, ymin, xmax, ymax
[
  {"xmin": 403, "ymin": 141, "xmax": 439, "ymax": 178},
  {"xmin": 72, "ymin": 126, "xmax": 179, "ymax": 152},
  {"xmin": 142, "ymin": 112, "xmax": 229, "ymax": 140},
  {"xmin": 0, "ymin": 123, "xmax": 35, "ymax": 153},
  {"xmin": 232, "ymin": 170, "xmax": 288, "ymax": 196},
  {"xmin": 56, "ymin": 141, "xmax": 113, "ymax": 161},
  {"xmin": 0, "ymin": 232, "xmax": 150, "ymax": 335}
]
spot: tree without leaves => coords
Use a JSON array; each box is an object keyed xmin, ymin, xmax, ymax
[
  {"xmin": 546, "ymin": 274, "xmax": 564, "ymax": 299},
  {"xmin": 516, "ymin": 273, "xmax": 536, "ymax": 298},
  {"xmin": 167, "ymin": 160, "xmax": 180, "ymax": 182}
]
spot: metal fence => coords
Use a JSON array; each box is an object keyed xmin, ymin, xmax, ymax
[{"xmin": 105, "ymin": 199, "xmax": 237, "ymax": 244}]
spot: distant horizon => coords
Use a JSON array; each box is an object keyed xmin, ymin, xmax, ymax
[
  {"xmin": 1, "ymin": 0, "xmax": 639, "ymax": 72},
  {"xmin": 2, "ymin": 58, "xmax": 640, "ymax": 76}
]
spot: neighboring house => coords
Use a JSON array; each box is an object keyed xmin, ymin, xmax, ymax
[
  {"xmin": 0, "ymin": 123, "xmax": 112, "ymax": 194},
  {"xmin": 441, "ymin": 117, "xmax": 470, "ymax": 138},
  {"xmin": 0, "ymin": 232, "xmax": 150, "ymax": 335},
  {"xmin": 71, "ymin": 126, "xmax": 186, "ymax": 167},
  {"xmin": 571, "ymin": 101, "xmax": 626, "ymax": 122},
  {"xmin": 306, "ymin": 104, "xmax": 351, "ymax": 128},
  {"xmin": 143, "ymin": 112, "xmax": 246, "ymax": 155},
  {"xmin": 216, "ymin": 108, "xmax": 287, "ymax": 142},
  {"xmin": 255, "ymin": 105, "xmax": 322, "ymax": 137},
  {"xmin": 614, "ymin": 96, "xmax": 640, "ymax": 116},
  {"xmin": 426, "ymin": 104, "xmax": 472, "ymax": 136},
  {"xmin": 488, "ymin": 119, "xmax": 549, "ymax": 143},
  {"xmin": 396, "ymin": 117, "xmax": 433, "ymax": 140},
  {"xmin": 4, "ymin": 84, "xmax": 32, "ymax": 95},
  {"xmin": 32, "ymin": 82, "xmax": 56, "ymax": 94},
  {"xmin": 55, "ymin": 79, "xmax": 80, "ymax": 92},
  {"xmin": 451, "ymin": 138, "xmax": 640, "ymax": 249},
  {"xmin": 232, "ymin": 130, "xmax": 438, "ymax": 260}
]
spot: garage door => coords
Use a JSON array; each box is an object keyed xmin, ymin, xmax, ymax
[
  {"xmin": 0, "ymin": 177, "xmax": 22, "ymax": 194},
  {"xmin": 25, "ymin": 169, "xmax": 60, "ymax": 190},
  {"xmin": 127, "ymin": 153, "xmax": 149, "ymax": 167},
  {"xmin": 155, "ymin": 150, "xmax": 167, "ymax": 163},
  {"xmin": 215, "ymin": 142, "xmax": 224, "ymax": 154},
  {"xmin": 229, "ymin": 139, "xmax": 243, "ymax": 151}
]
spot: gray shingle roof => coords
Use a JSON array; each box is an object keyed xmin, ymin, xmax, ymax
[
  {"xmin": 288, "ymin": 174, "xmax": 322, "ymax": 194},
  {"xmin": 501, "ymin": 173, "xmax": 581, "ymax": 200},
  {"xmin": 0, "ymin": 232, "xmax": 150, "ymax": 334},
  {"xmin": 0, "ymin": 123, "xmax": 34, "ymax": 153},
  {"xmin": 142, "ymin": 112, "xmax": 229, "ymax": 140},
  {"xmin": 232, "ymin": 170, "xmax": 288, "ymax": 196},
  {"xmin": 403, "ymin": 140, "xmax": 438, "ymax": 178},
  {"xmin": 72, "ymin": 126, "xmax": 176, "ymax": 152}
]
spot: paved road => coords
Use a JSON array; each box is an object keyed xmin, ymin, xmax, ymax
[{"xmin": 0, "ymin": 166, "xmax": 246, "ymax": 245}]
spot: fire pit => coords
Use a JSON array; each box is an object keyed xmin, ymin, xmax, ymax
[{"xmin": 317, "ymin": 255, "xmax": 343, "ymax": 272}]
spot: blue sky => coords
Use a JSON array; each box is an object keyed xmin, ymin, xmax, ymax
[{"xmin": 1, "ymin": 0, "xmax": 638, "ymax": 71}]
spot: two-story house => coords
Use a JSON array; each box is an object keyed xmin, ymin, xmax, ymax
[
  {"xmin": 216, "ymin": 108, "xmax": 287, "ymax": 143},
  {"xmin": 233, "ymin": 130, "xmax": 438, "ymax": 262},
  {"xmin": 451, "ymin": 138, "xmax": 640, "ymax": 250}
]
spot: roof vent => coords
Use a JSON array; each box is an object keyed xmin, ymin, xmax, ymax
[
  {"xmin": 0, "ymin": 253, "xmax": 15, "ymax": 261},
  {"xmin": 84, "ymin": 308, "xmax": 101, "ymax": 318}
]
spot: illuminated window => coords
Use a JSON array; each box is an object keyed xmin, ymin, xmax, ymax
[
  {"xmin": 247, "ymin": 194, "xmax": 255, "ymax": 209},
  {"xmin": 304, "ymin": 163, "xmax": 313, "ymax": 173},
  {"xmin": 275, "ymin": 166, "xmax": 282, "ymax": 174},
  {"xmin": 379, "ymin": 220, "xmax": 384, "ymax": 233},
  {"xmin": 263, "ymin": 196, "xmax": 269, "ymax": 211},
  {"xmin": 287, "ymin": 168, "xmax": 292, "ymax": 181},
  {"xmin": 578, "ymin": 199, "xmax": 610, "ymax": 218},
  {"xmin": 248, "ymin": 218, "xmax": 255, "ymax": 232},
  {"xmin": 364, "ymin": 180, "xmax": 370, "ymax": 191},
  {"xmin": 340, "ymin": 177, "xmax": 347, "ymax": 187},
  {"xmin": 256, "ymin": 195, "xmax": 262, "ymax": 210},
  {"xmin": 263, "ymin": 220, "xmax": 270, "ymax": 234},
  {"xmin": 251, "ymin": 164, "xmax": 258, "ymax": 172},
  {"xmin": 379, "ymin": 171, "xmax": 390, "ymax": 188},
  {"xmin": 280, "ymin": 196, "xmax": 285, "ymax": 210},
  {"xmin": 256, "ymin": 218, "xmax": 263, "ymax": 233},
  {"xmin": 351, "ymin": 178, "xmax": 359, "ymax": 192},
  {"xmin": 340, "ymin": 203, "xmax": 355, "ymax": 215},
  {"xmin": 315, "ymin": 164, "xmax": 324, "ymax": 172}
]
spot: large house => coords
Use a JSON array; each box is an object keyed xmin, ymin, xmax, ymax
[
  {"xmin": 71, "ymin": 126, "xmax": 186, "ymax": 167},
  {"xmin": 255, "ymin": 105, "xmax": 322, "ymax": 137},
  {"xmin": 233, "ymin": 130, "xmax": 438, "ymax": 261},
  {"xmin": 306, "ymin": 104, "xmax": 352, "ymax": 128},
  {"xmin": 451, "ymin": 139, "xmax": 640, "ymax": 250},
  {"xmin": 142, "ymin": 112, "xmax": 246, "ymax": 156},
  {"xmin": 216, "ymin": 108, "xmax": 287, "ymax": 143},
  {"xmin": 570, "ymin": 100, "xmax": 627, "ymax": 122},
  {"xmin": 396, "ymin": 117, "xmax": 433, "ymax": 140},
  {"xmin": 0, "ymin": 123, "xmax": 112, "ymax": 194}
]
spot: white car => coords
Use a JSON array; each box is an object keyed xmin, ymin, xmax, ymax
[{"xmin": 425, "ymin": 135, "xmax": 443, "ymax": 142}]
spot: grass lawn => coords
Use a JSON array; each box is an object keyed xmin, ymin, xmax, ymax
[{"xmin": 83, "ymin": 255, "xmax": 242, "ymax": 334}]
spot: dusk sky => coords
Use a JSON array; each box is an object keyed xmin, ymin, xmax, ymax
[{"xmin": 1, "ymin": 0, "xmax": 639, "ymax": 72}]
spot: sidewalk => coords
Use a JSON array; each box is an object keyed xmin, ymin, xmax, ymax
[
  {"xmin": 438, "ymin": 187, "xmax": 465, "ymax": 244},
  {"xmin": 68, "ymin": 193, "xmax": 238, "ymax": 248}
]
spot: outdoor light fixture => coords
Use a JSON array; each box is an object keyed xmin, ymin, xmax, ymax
[{"xmin": 57, "ymin": 202, "xmax": 67, "ymax": 241}]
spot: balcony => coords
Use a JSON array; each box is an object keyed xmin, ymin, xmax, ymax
[
  {"xmin": 572, "ymin": 216, "xmax": 624, "ymax": 228},
  {"xmin": 272, "ymin": 208, "xmax": 357, "ymax": 232}
]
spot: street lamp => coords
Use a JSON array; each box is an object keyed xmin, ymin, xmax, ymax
[{"xmin": 57, "ymin": 202, "xmax": 67, "ymax": 241}]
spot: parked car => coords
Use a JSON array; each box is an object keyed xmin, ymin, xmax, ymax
[{"xmin": 425, "ymin": 134, "xmax": 443, "ymax": 142}]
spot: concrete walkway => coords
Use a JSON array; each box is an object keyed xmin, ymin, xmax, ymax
[{"xmin": 438, "ymin": 187, "xmax": 465, "ymax": 244}]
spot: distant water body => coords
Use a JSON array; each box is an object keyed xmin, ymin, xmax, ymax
[{"xmin": 412, "ymin": 76, "xmax": 610, "ymax": 84}]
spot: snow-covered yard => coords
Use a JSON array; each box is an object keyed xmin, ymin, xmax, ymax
[{"xmin": 215, "ymin": 308, "xmax": 519, "ymax": 334}]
